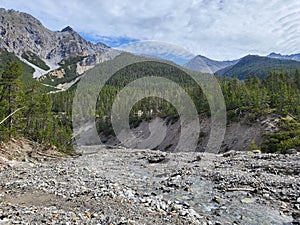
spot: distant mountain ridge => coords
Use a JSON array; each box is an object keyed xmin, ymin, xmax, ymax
[
  {"xmin": 215, "ymin": 55, "xmax": 300, "ymax": 79},
  {"xmin": 267, "ymin": 52, "xmax": 300, "ymax": 61},
  {"xmin": 184, "ymin": 52, "xmax": 300, "ymax": 77},
  {"xmin": 184, "ymin": 55, "xmax": 238, "ymax": 73}
]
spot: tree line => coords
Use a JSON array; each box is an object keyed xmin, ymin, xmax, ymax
[
  {"xmin": 0, "ymin": 61, "xmax": 73, "ymax": 153},
  {"xmin": 51, "ymin": 61, "xmax": 300, "ymax": 153},
  {"xmin": 1, "ymin": 59, "xmax": 299, "ymax": 154}
]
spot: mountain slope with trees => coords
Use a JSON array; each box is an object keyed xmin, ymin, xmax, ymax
[
  {"xmin": 50, "ymin": 53, "xmax": 300, "ymax": 153},
  {"xmin": 0, "ymin": 60, "xmax": 73, "ymax": 153},
  {"xmin": 0, "ymin": 9, "xmax": 299, "ymax": 154},
  {"xmin": 215, "ymin": 55, "xmax": 300, "ymax": 80},
  {"xmin": 0, "ymin": 51, "xmax": 299, "ymax": 154}
]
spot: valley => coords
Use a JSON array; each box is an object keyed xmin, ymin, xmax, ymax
[{"xmin": 0, "ymin": 6, "xmax": 299, "ymax": 225}]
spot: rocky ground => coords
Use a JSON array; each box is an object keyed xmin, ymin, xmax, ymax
[{"xmin": 0, "ymin": 145, "xmax": 299, "ymax": 225}]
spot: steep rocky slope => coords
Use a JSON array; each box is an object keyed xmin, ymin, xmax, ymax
[
  {"xmin": 0, "ymin": 9, "xmax": 108, "ymax": 61},
  {"xmin": 0, "ymin": 8, "xmax": 120, "ymax": 83},
  {"xmin": 76, "ymin": 113, "xmax": 286, "ymax": 153}
]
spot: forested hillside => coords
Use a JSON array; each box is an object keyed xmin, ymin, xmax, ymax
[
  {"xmin": 0, "ymin": 59, "xmax": 73, "ymax": 153},
  {"xmin": 216, "ymin": 55, "xmax": 300, "ymax": 80},
  {"xmin": 0, "ymin": 49, "xmax": 35, "ymax": 86},
  {"xmin": 51, "ymin": 54, "xmax": 300, "ymax": 153},
  {"xmin": 0, "ymin": 50, "xmax": 299, "ymax": 154}
]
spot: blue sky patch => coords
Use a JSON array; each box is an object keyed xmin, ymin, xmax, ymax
[{"xmin": 79, "ymin": 33, "xmax": 139, "ymax": 47}]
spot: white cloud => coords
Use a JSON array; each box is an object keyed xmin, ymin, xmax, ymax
[
  {"xmin": 1, "ymin": 0, "xmax": 300, "ymax": 60},
  {"xmin": 117, "ymin": 40, "xmax": 196, "ymax": 65}
]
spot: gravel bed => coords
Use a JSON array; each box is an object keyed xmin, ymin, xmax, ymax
[{"xmin": 0, "ymin": 147, "xmax": 299, "ymax": 224}]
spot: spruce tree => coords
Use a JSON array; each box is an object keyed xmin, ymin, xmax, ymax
[
  {"xmin": 295, "ymin": 69, "xmax": 300, "ymax": 90},
  {"xmin": 0, "ymin": 61, "xmax": 24, "ymax": 140},
  {"xmin": 23, "ymin": 82, "xmax": 52, "ymax": 143}
]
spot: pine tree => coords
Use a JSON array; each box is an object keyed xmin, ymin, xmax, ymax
[
  {"xmin": 295, "ymin": 69, "xmax": 300, "ymax": 90},
  {"xmin": 23, "ymin": 82, "xmax": 52, "ymax": 143},
  {"xmin": 0, "ymin": 61, "xmax": 24, "ymax": 140}
]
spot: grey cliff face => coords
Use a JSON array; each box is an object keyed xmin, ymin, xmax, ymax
[{"xmin": 0, "ymin": 8, "xmax": 109, "ymax": 64}]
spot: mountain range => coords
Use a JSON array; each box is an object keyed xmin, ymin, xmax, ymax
[
  {"xmin": 184, "ymin": 53, "xmax": 300, "ymax": 79},
  {"xmin": 268, "ymin": 52, "xmax": 300, "ymax": 61},
  {"xmin": 1, "ymin": 8, "xmax": 300, "ymax": 88},
  {"xmin": 0, "ymin": 8, "xmax": 119, "ymax": 88}
]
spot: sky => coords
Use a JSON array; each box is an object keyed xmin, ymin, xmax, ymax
[{"xmin": 1, "ymin": 0, "xmax": 300, "ymax": 60}]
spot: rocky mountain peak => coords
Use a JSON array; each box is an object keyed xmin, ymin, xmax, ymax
[
  {"xmin": 61, "ymin": 26, "xmax": 74, "ymax": 33},
  {"xmin": 0, "ymin": 8, "xmax": 118, "ymax": 78},
  {"xmin": 268, "ymin": 52, "xmax": 282, "ymax": 57},
  {"xmin": 185, "ymin": 55, "xmax": 238, "ymax": 73},
  {"xmin": 0, "ymin": 8, "xmax": 110, "ymax": 63}
]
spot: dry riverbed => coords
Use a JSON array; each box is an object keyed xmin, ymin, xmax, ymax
[{"xmin": 0, "ymin": 146, "xmax": 299, "ymax": 225}]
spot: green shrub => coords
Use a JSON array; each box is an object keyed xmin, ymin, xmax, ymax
[
  {"xmin": 261, "ymin": 118, "xmax": 300, "ymax": 153},
  {"xmin": 248, "ymin": 140, "xmax": 260, "ymax": 151}
]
